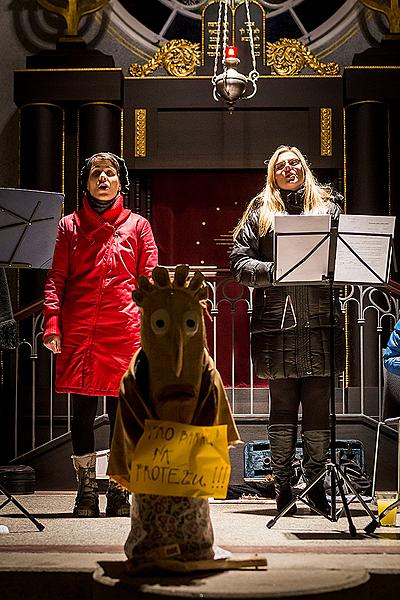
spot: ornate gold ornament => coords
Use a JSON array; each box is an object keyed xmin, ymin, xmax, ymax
[
  {"xmin": 359, "ymin": 0, "xmax": 400, "ymax": 34},
  {"xmin": 129, "ymin": 39, "xmax": 201, "ymax": 78},
  {"xmin": 267, "ymin": 38, "xmax": 340, "ymax": 76},
  {"xmin": 134, "ymin": 109, "xmax": 147, "ymax": 158},
  {"xmin": 36, "ymin": 0, "xmax": 109, "ymax": 38},
  {"xmin": 320, "ymin": 108, "xmax": 333, "ymax": 156}
]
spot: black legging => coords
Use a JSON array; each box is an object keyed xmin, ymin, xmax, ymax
[
  {"xmin": 70, "ymin": 394, "xmax": 118, "ymax": 455},
  {"xmin": 269, "ymin": 376, "xmax": 330, "ymax": 431}
]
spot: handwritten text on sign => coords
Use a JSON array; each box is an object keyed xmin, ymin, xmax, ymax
[{"xmin": 130, "ymin": 420, "xmax": 231, "ymax": 498}]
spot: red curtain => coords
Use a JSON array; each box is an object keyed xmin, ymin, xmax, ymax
[{"xmin": 151, "ymin": 171, "xmax": 267, "ymax": 388}]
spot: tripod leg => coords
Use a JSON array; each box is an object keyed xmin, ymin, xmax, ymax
[
  {"xmin": 266, "ymin": 495, "xmax": 298, "ymax": 529},
  {"xmin": 378, "ymin": 497, "xmax": 400, "ymax": 521},
  {"xmin": 336, "ymin": 465, "xmax": 377, "ymax": 521},
  {"xmin": 365, "ymin": 496, "xmax": 400, "ymax": 533},
  {"xmin": 0, "ymin": 484, "xmax": 44, "ymax": 532},
  {"xmin": 333, "ymin": 466, "xmax": 357, "ymax": 537},
  {"xmin": 0, "ymin": 497, "xmax": 12, "ymax": 511},
  {"xmin": 7, "ymin": 494, "xmax": 44, "ymax": 531},
  {"xmin": 364, "ymin": 494, "xmax": 397, "ymax": 535},
  {"xmin": 267, "ymin": 467, "xmax": 332, "ymax": 530},
  {"xmin": 296, "ymin": 467, "xmax": 334, "ymax": 519}
]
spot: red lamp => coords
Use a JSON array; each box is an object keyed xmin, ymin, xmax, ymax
[{"xmin": 225, "ymin": 46, "xmax": 238, "ymax": 59}]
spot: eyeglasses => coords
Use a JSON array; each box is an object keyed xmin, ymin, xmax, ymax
[{"xmin": 274, "ymin": 158, "xmax": 301, "ymax": 172}]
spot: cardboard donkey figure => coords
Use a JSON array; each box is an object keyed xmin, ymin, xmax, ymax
[{"xmin": 108, "ymin": 265, "xmax": 257, "ymax": 572}]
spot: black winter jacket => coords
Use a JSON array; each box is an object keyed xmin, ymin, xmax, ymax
[{"xmin": 229, "ymin": 188, "xmax": 345, "ymax": 379}]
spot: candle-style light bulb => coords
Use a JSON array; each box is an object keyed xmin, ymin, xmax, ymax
[{"xmin": 225, "ymin": 46, "xmax": 238, "ymax": 59}]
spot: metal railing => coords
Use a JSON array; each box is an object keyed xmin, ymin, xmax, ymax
[{"xmin": 7, "ymin": 272, "xmax": 400, "ymax": 460}]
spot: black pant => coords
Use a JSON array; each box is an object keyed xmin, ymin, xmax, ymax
[
  {"xmin": 70, "ymin": 394, "xmax": 118, "ymax": 455},
  {"xmin": 269, "ymin": 376, "xmax": 330, "ymax": 431}
]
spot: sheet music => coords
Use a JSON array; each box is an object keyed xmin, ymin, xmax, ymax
[
  {"xmin": 334, "ymin": 215, "xmax": 396, "ymax": 284},
  {"xmin": 274, "ymin": 215, "xmax": 331, "ymax": 283}
]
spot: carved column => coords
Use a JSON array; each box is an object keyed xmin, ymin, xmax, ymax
[
  {"xmin": 78, "ymin": 102, "xmax": 122, "ymax": 162},
  {"xmin": 345, "ymin": 100, "xmax": 389, "ymax": 404},
  {"xmin": 19, "ymin": 103, "xmax": 64, "ymax": 306},
  {"xmin": 345, "ymin": 101, "xmax": 389, "ymax": 215},
  {"xmin": 77, "ymin": 102, "xmax": 122, "ymax": 206},
  {"xmin": 20, "ymin": 103, "xmax": 64, "ymax": 193},
  {"xmin": 388, "ymin": 104, "xmax": 400, "ymax": 262}
]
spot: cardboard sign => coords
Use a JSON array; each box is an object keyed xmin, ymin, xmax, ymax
[{"xmin": 129, "ymin": 420, "xmax": 231, "ymax": 498}]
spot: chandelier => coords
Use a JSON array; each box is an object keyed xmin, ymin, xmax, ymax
[{"xmin": 212, "ymin": 0, "xmax": 260, "ymax": 111}]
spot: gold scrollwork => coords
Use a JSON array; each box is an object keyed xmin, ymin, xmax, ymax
[
  {"xmin": 320, "ymin": 108, "xmax": 333, "ymax": 156},
  {"xmin": 129, "ymin": 39, "xmax": 201, "ymax": 78},
  {"xmin": 135, "ymin": 109, "xmax": 147, "ymax": 158},
  {"xmin": 267, "ymin": 38, "xmax": 340, "ymax": 76}
]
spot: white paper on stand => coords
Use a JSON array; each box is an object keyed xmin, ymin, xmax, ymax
[
  {"xmin": 274, "ymin": 215, "xmax": 331, "ymax": 284},
  {"xmin": 334, "ymin": 215, "xmax": 396, "ymax": 285}
]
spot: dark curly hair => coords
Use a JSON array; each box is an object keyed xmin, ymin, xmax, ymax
[{"xmin": 80, "ymin": 152, "xmax": 130, "ymax": 196}]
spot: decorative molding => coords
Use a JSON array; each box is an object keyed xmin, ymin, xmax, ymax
[
  {"xmin": 37, "ymin": 0, "xmax": 109, "ymax": 38},
  {"xmin": 320, "ymin": 108, "xmax": 333, "ymax": 156},
  {"xmin": 134, "ymin": 109, "xmax": 147, "ymax": 158},
  {"xmin": 267, "ymin": 38, "xmax": 340, "ymax": 76},
  {"xmin": 129, "ymin": 39, "xmax": 201, "ymax": 78}
]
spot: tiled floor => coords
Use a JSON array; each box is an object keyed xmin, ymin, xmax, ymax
[{"xmin": 0, "ymin": 493, "xmax": 399, "ymax": 599}]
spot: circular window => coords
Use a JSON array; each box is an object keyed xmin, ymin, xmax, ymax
[{"xmin": 109, "ymin": 0, "xmax": 360, "ymax": 54}]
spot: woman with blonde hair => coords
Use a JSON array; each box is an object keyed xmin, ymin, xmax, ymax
[{"xmin": 230, "ymin": 145, "xmax": 344, "ymax": 515}]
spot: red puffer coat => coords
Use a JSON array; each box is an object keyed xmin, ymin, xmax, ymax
[{"xmin": 43, "ymin": 195, "xmax": 158, "ymax": 396}]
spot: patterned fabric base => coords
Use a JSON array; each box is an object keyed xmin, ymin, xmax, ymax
[{"xmin": 124, "ymin": 494, "xmax": 215, "ymax": 562}]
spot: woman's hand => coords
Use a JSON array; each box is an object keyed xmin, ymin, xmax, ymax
[{"xmin": 43, "ymin": 334, "xmax": 62, "ymax": 354}]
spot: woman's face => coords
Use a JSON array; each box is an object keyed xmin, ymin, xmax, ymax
[
  {"xmin": 273, "ymin": 150, "xmax": 305, "ymax": 191},
  {"xmin": 87, "ymin": 158, "xmax": 121, "ymax": 201}
]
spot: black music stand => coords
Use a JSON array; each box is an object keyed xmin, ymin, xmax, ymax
[
  {"xmin": 265, "ymin": 214, "xmax": 394, "ymax": 536},
  {"xmin": 0, "ymin": 481, "xmax": 44, "ymax": 532},
  {"xmin": 0, "ymin": 187, "xmax": 63, "ymax": 531},
  {"xmin": 0, "ymin": 187, "xmax": 63, "ymax": 268}
]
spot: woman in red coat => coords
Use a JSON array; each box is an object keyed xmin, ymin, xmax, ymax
[{"xmin": 43, "ymin": 152, "xmax": 158, "ymax": 517}]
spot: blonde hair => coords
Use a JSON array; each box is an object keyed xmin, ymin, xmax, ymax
[{"xmin": 233, "ymin": 145, "xmax": 332, "ymax": 238}]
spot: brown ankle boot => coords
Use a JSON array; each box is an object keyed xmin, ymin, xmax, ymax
[
  {"xmin": 72, "ymin": 453, "xmax": 100, "ymax": 518},
  {"xmin": 105, "ymin": 480, "xmax": 130, "ymax": 517}
]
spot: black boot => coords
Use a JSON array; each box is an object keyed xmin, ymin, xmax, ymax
[
  {"xmin": 72, "ymin": 453, "xmax": 100, "ymax": 517},
  {"xmin": 106, "ymin": 480, "xmax": 131, "ymax": 517},
  {"xmin": 302, "ymin": 430, "xmax": 330, "ymax": 515},
  {"xmin": 268, "ymin": 424, "xmax": 298, "ymax": 516}
]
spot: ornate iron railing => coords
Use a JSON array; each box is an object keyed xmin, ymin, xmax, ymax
[{"xmin": 8, "ymin": 271, "xmax": 400, "ymax": 460}]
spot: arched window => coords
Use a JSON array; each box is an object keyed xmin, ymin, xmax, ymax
[{"xmin": 110, "ymin": 0, "xmax": 359, "ymax": 51}]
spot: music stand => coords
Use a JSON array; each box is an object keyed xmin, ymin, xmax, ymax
[
  {"xmin": 265, "ymin": 214, "xmax": 395, "ymax": 536},
  {"xmin": 0, "ymin": 187, "xmax": 63, "ymax": 531},
  {"xmin": 0, "ymin": 187, "xmax": 63, "ymax": 268},
  {"xmin": 0, "ymin": 481, "xmax": 44, "ymax": 532}
]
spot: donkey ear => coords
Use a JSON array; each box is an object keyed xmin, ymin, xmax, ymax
[
  {"xmin": 132, "ymin": 289, "xmax": 144, "ymax": 306},
  {"xmin": 137, "ymin": 274, "xmax": 153, "ymax": 293},
  {"xmin": 196, "ymin": 285, "xmax": 208, "ymax": 302},
  {"xmin": 133, "ymin": 274, "xmax": 153, "ymax": 306},
  {"xmin": 173, "ymin": 264, "xmax": 190, "ymax": 288},
  {"xmin": 188, "ymin": 270, "xmax": 205, "ymax": 292},
  {"xmin": 152, "ymin": 266, "xmax": 171, "ymax": 288}
]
